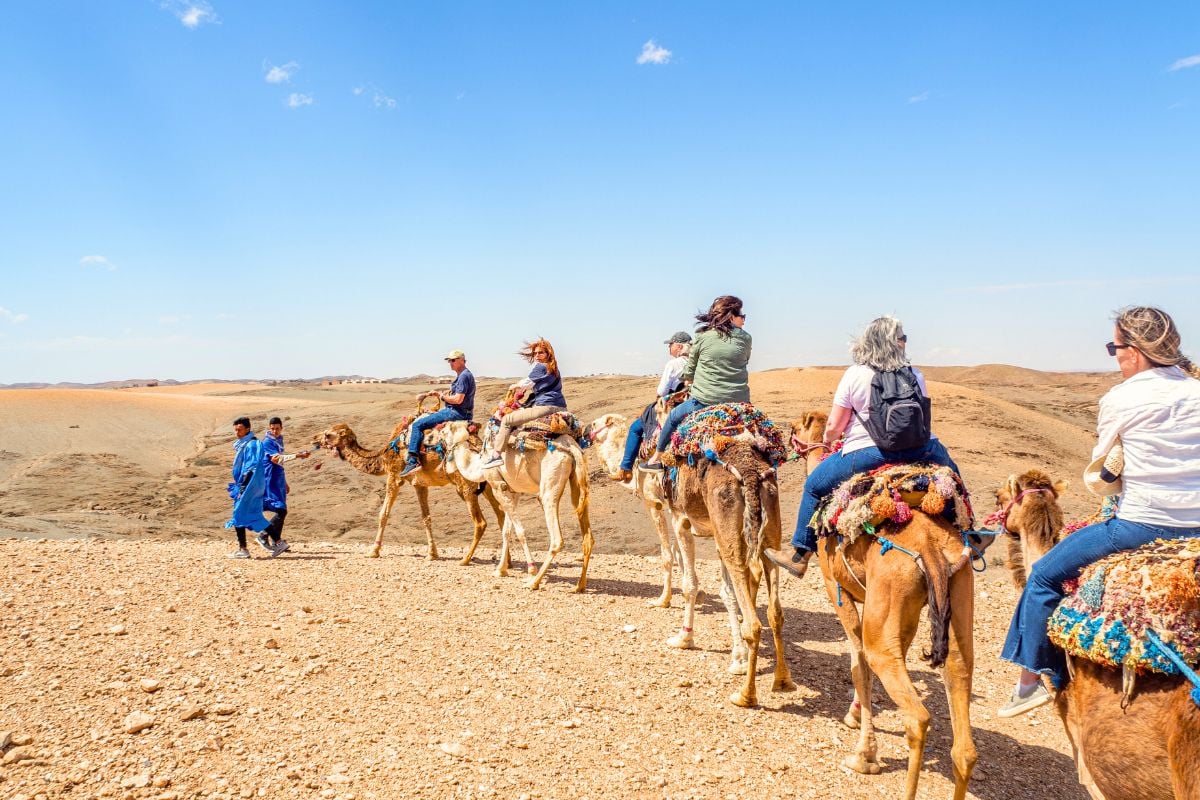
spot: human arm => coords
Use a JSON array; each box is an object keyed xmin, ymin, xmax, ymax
[
  {"xmin": 681, "ymin": 335, "xmax": 702, "ymax": 382},
  {"xmin": 656, "ymin": 358, "xmax": 683, "ymax": 397},
  {"xmin": 824, "ymin": 405, "xmax": 853, "ymax": 446},
  {"xmin": 1091, "ymin": 394, "xmax": 1121, "ymax": 462}
]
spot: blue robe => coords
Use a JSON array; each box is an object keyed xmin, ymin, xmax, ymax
[
  {"xmin": 262, "ymin": 432, "xmax": 287, "ymax": 512},
  {"xmin": 225, "ymin": 433, "xmax": 270, "ymax": 532}
]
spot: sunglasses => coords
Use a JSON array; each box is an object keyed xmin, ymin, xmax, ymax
[
  {"xmin": 898, "ymin": 334, "xmax": 908, "ymax": 343},
  {"xmin": 1106, "ymin": 342, "xmax": 1134, "ymax": 357}
]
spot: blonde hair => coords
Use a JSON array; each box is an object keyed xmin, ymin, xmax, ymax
[
  {"xmin": 850, "ymin": 315, "xmax": 909, "ymax": 372},
  {"xmin": 1115, "ymin": 306, "xmax": 1199, "ymax": 380}
]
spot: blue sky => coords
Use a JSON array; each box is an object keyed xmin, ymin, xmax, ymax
[{"xmin": 1, "ymin": 1, "xmax": 1197, "ymax": 383}]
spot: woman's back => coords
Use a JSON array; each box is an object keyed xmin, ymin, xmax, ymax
[{"xmin": 687, "ymin": 328, "xmax": 752, "ymax": 405}]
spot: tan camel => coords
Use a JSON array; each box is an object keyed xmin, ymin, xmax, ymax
[
  {"xmin": 442, "ymin": 421, "xmax": 594, "ymax": 592},
  {"xmin": 997, "ymin": 469, "xmax": 1200, "ymax": 800},
  {"xmin": 587, "ymin": 412, "xmax": 686, "ymax": 608},
  {"xmin": 791, "ymin": 416, "xmax": 978, "ymax": 800},
  {"xmin": 315, "ymin": 421, "xmax": 505, "ymax": 562},
  {"xmin": 654, "ymin": 435, "xmax": 796, "ymax": 707}
]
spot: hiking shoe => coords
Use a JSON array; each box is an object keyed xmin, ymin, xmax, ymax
[
  {"xmin": 271, "ymin": 540, "xmax": 291, "ymax": 558},
  {"xmin": 255, "ymin": 532, "xmax": 273, "ymax": 553},
  {"xmin": 480, "ymin": 453, "xmax": 504, "ymax": 469},
  {"xmin": 398, "ymin": 458, "xmax": 421, "ymax": 478},
  {"xmin": 997, "ymin": 681, "xmax": 1051, "ymax": 718},
  {"xmin": 764, "ymin": 547, "xmax": 812, "ymax": 579},
  {"xmin": 639, "ymin": 460, "xmax": 665, "ymax": 472},
  {"xmin": 616, "ymin": 468, "xmax": 633, "ymax": 482},
  {"xmin": 227, "ymin": 548, "xmax": 251, "ymax": 560}
]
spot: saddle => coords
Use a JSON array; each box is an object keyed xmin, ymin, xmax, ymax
[
  {"xmin": 386, "ymin": 412, "xmax": 457, "ymax": 457},
  {"xmin": 1049, "ymin": 536, "xmax": 1200, "ymax": 677},
  {"xmin": 483, "ymin": 411, "xmax": 586, "ymax": 453},
  {"xmin": 661, "ymin": 402, "xmax": 787, "ymax": 468},
  {"xmin": 811, "ymin": 463, "xmax": 975, "ymax": 543}
]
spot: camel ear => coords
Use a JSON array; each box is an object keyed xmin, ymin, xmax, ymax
[
  {"xmin": 1006, "ymin": 474, "xmax": 1020, "ymax": 500},
  {"xmin": 1053, "ymin": 480, "xmax": 1069, "ymax": 497}
]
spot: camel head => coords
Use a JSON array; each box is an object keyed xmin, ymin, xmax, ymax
[
  {"xmin": 314, "ymin": 423, "xmax": 357, "ymax": 461},
  {"xmin": 992, "ymin": 469, "xmax": 1068, "ymax": 588},
  {"xmin": 585, "ymin": 413, "xmax": 629, "ymax": 480},
  {"xmin": 789, "ymin": 411, "xmax": 828, "ymax": 455}
]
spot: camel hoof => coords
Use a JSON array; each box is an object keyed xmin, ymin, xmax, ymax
[
  {"xmin": 458, "ymin": 557, "xmax": 472, "ymax": 567},
  {"xmin": 425, "ymin": 552, "xmax": 438, "ymax": 562},
  {"xmin": 666, "ymin": 632, "xmax": 695, "ymax": 650},
  {"xmin": 493, "ymin": 567, "xmax": 507, "ymax": 578},
  {"xmin": 843, "ymin": 711, "xmax": 861, "ymax": 729},
  {"xmin": 728, "ymin": 690, "xmax": 756, "ymax": 708},
  {"xmin": 524, "ymin": 578, "xmax": 542, "ymax": 591},
  {"xmin": 573, "ymin": 580, "xmax": 587, "ymax": 594},
  {"xmin": 646, "ymin": 595, "xmax": 672, "ymax": 608},
  {"xmin": 366, "ymin": 547, "xmax": 381, "ymax": 559},
  {"xmin": 842, "ymin": 754, "xmax": 882, "ymax": 775},
  {"xmin": 773, "ymin": 677, "xmax": 798, "ymax": 693}
]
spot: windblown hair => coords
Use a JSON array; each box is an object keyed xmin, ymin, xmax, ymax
[
  {"xmin": 695, "ymin": 295, "xmax": 744, "ymax": 337},
  {"xmin": 1115, "ymin": 306, "xmax": 1200, "ymax": 380},
  {"xmin": 850, "ymin": 315, "xmax": 909, "ymax": 371},
  {"xmin": 519, "ymin": 338, "xmax": 558, "ymax": 376}
]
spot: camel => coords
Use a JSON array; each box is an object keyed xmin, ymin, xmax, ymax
[
  {"xmin": 792, "ymin": 416, "xmax": 978, "ymax": 800},
  {"xmin": 314, "ymin": 421, "xmax": 505, "ymax": 562},
  {"xmin": 441, "ymin": 420, "xmax": 594, "ymax": 592},
  {"xmin": 586, "ymin": 412, "xmax": 685, "ymax": 608},
  {"xmin": 996, "ymin": 469, "xmax": 1200, "ymax": 800}
]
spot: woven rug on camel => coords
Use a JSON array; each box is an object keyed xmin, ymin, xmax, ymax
[
  {"xmin": 810, "ymin": 463, "xmax": 975, "ymax": 543},
  {"xmin": 661, "ymin": 402, "xmax": 787, "ymax": 468}
]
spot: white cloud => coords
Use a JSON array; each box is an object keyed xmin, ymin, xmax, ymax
[
  {"xmin": 1168, "ymin": 101, "xmax": 1188, "ymax": 110},
  {"xmin": 80, "ymin": 255, "xmax": 117, "ymax": 271},
  {"xmin": 264, "ymin": 60, "xmax": 299, "ymax": 84},
  {"xmin": 352, "ymin": 86, "xmax": 365, "ymax": 96},
  {"xmin": 907, "ymin": 90, "xmax": 931, "ymax": 104},
  {"xmin": 1168, "ymin": 54, "xmax": 1200, "ymax": 72},
  {"xmin": 352, "ymin": 84, "xmax": 397, "ymax": 109},
  {"xmin": 160, "ymin": 1, "xmax": 218, "ymax": 29},
  {"xmin": 636, "ymin": 39, "xmax": 672, "ymax": 65},
  {"xmin": 286, "ymin": 93, "xmax": 314, "ymax": 109},
  {"xmin": 0, "ymin": 306, "xmax": 29, "ymax": 324}
]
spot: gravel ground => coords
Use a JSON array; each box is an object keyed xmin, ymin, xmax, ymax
[{"xmin": 0, "ymin": 537, "xmax": 1088, "ymax": 800}]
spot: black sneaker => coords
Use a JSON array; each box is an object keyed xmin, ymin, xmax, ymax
[
  {"xmin": 255, "ymin": 532, "xmax": 272, "ymax": 553},
  {"xmin": 639, "ymin": 460, "xmax": 665, "ymax": 472},
  {"xmin": 398, "ymin": 458, "xmax": 421, "ymax": 478}
]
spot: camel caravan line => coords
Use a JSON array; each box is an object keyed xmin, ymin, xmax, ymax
[{"xmin": 306, "ymin": 391, "xmax": 1200, "ymax": 800}]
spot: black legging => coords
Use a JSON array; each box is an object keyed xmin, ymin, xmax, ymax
[{"xmin": 265, "ymin": 508, "xmax": 288, "ymax": 543}]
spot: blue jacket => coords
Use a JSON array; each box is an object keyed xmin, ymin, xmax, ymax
[
  {"xmin": 225, "ymin": 433, "xmax": 270, "ymax": 532},
  {"xmin": 262, "ymin": 432, "xmax": 287, "ymax": 512}
]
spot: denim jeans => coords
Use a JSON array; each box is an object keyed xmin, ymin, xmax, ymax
[
  {"xmin": 1000, "ymin": 517, "xmax": 1200, "ymax": 689},
  {"xmin": 791, "ymin": 438, "xmax": 959, "ymax": 552},
  {"xmin": 655, "ymin": 398, "xmax": 705, "ymax": 454},
  {"xmin": 621, "ymin": 417, "xmax": 645, "ymax": 471},
  {"xmin": 407, "ymin": 407, "xmax": 468, "ymax": 457}
]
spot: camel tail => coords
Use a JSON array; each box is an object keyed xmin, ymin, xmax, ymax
[
  {"xmin": 739, "ymin": 466, "xmax": 767, "ymax": 554},
  {"xmin": 568, "ymin": 442, "xmax": 590, "ymax": 518},
  {"xmin": 919, "ymin": 535, "xmax": 953, "ymax": 669}
]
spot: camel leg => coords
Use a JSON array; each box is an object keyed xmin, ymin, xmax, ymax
[
  {"xmin": 493, "ymin": 490, "xmax": 519, "ymax": 578},
  {"xmin": 719, "ymin": 564, "xmax": 749, "ymax": 675},
  {"xmin": 666, "ymin": 517, "xmax": 698, "ymax": 650},
  {"xmin": 570, "ymin": 471, "xmax": 593, "ymax": 594},
  {"xmin": 459, "ymin": 487, "xmax": 487, "ymax": 566},
  {"xmin": 645, "ymin": 500, "xmax": 674, "ymax": 608},
  {"xmin": 482, "ymin": 484, "xmax": 510, "ymax": 572},
  {"xmin": 760, "ymin": 554, "xmax": 796, "ymax": 692},
  {"xmin": 414, "ymin": 484, "xmax": 437, "ymax": 561},
  {"xmin": 526, "ymin": 482, "xmax": 566, "ymax": 591},
  {"xmin": 723, "ymin": 559, "xmax": 763, "ymax": 708},
  {"xmin": 863, "ymin": 586, "xmax": 929, "ymax": 800},
  {"xmin": 942, "ymin": 569, "xmax": 978, "ymax": 800},
  {"xmin": 369, "ymin": 476, "xmax": 401, "ymax": 558}
]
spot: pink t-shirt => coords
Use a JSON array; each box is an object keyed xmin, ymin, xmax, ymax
[{"xmin": 833, "ymin": 364, "xmax": 934, "ymax": 454}]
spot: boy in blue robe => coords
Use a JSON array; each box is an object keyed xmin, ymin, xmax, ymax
[
  {"xmin": 225, "ymin": 416, "xmax": 271, "ymax": 558},
  {"xmin": 259, "ymin": 416, "xmax": 307, "ymax": 556}
]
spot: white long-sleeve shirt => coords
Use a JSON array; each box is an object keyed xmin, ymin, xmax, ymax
[
  {"xmin": 1093, "ymin": 366, "xmax": 1200, "ymax": 527},
  {"xmin": 656, "ymin": 355, "xmax": 688, "ymax": 397}
]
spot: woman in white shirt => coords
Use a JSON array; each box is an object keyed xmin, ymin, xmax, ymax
[
  {"xmin": 998, "ymin": 306, "xmax": 1200, "ymax": 718},
  {"xmin": 767, "ymin": 315, "xmax": 960, "ymax": 578}
]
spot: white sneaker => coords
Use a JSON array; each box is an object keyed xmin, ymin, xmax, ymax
[
  {"xmin": 997, "ymin": 681, "xmax": 1051, "ymax": 718},
  {"xmin": 227, "ymin": 548, "xmax": 251, "ymax": 559},
  {"xmin": 271, "ymin": 540, "xmax": 290, "ymax": 558},
  {"xmin": 479, "ymin": 453, "xmax": 504, "ymax": 469}
]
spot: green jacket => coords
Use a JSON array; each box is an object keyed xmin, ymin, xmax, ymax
[{"xmin": 683, "ymin": 328, "xmax": 752, "ymax": 405}]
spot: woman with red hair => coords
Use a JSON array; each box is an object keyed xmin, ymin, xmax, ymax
[{"xmin": 480, "ymin": 338, "xmax": 568, "ymax": 468}]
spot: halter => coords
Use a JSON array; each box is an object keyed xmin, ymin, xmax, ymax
[
  {"xmin": 788, "ymin": 435, "xmax": 831, "ymax": 461},
  {"xmin": 983, "ymin": 487, "xmax": 1054, "ymax": 535}
]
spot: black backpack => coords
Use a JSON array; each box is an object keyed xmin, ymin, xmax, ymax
[{"xmin": 852, "ymin": 366, "xmax": 931, "ymax": 452}]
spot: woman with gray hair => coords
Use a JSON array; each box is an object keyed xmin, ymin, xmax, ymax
[
  {"xmin": 997, "ymin": 306, "xmax": 1200, "ymax": 717},
  {"xmin": 766, "ymin": 315, "xmax": 959, "ymax": 578}
]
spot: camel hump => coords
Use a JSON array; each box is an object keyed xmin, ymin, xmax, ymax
[
  {"xmin": 1049, "ymin": 536, "xmax": 1200, "ymax": 677},
  {"xmin": 812, "ymin": 463, "xmax": 974, "ymax": 543},
  {"xmin": 663, "ymin": 402, "xmax": 787, "ymax": 468}
]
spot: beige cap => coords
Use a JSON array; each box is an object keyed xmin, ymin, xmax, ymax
[
  {"xmin": 1083, "ymin": 441, "xmax": 1124, "ymax": 497},
  {"xmin": 445, "ymin": 349, "xmax": 465, "ymax": 361}
]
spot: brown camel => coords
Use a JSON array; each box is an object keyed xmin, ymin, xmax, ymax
[
  {"xmin": 661, "ymin": 437, "xmax": 795, "ymax": 707},
  {"xmin": 442, "ymin": 420, "xmax": 594, "ymax": 592},
  {"xmin": 792, "ymin": 416, "xmax": 978, "ymax": 800},
  {"xmin": 997, "ymin": 469, "xmax": 1200, "ymax": 800},
  {"xmin": 314, "ymin": 421, "xmax": 505, "ymax": 562}
]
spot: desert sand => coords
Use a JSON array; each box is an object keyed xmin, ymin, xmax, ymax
[{"xmin": 0, "ymin": 367, "xmax": 1118, "ymax": 799}]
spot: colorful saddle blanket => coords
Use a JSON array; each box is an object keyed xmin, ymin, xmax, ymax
[
  {"xmin": 386, "ymin": 413, "xmax": 454, "ymax": 455},
  {"xmin": 811, "ymin": 463, "xmax": 974, "ymax": 542},
  {"xmin": 485, "ymin": 411, "xmax": 585, "ymax": 452},
  {"xmin": 662, "ymin": 402, "xmax": 787, "ymax": 468},
  {"xmin": 1048, "ymin": 536, "xmax": 1200, "ymax": 676}
]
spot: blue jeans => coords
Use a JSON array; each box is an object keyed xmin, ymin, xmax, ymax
[
  {"xmin": 407, "ymin": 407, "xmax": 468, "ymax": 457},
  {"xmin": 791, "ymin": 439, "xmax": 959, "ymax": 552},
  {"xmin": 655, "ymin": 398, "xmax": 705, "ymax": 454},
  {"xmin": 1000, "ymin": 518, "xmax": 1200, "ymax": 689},
  {"xmin": 621, "ymin": 417, "xmax": 645, "ymax": 471}
]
